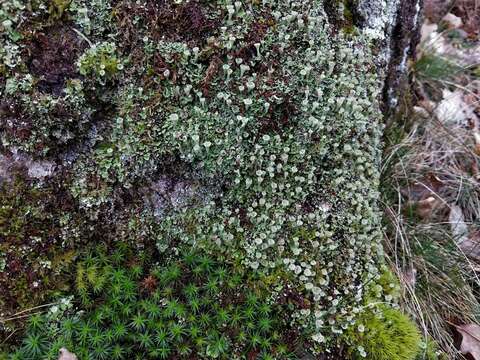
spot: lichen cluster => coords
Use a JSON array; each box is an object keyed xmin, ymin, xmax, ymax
[{"xmin": 0, "ymin": 0, "xmax": 421, "ymax": 358}]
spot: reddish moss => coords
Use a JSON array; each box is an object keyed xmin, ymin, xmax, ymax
[
  {"xmin": 115, "ymin": 0, "xmax": 218, "ymax": 48},
  {"xmin": 26, "ymin": 25, "xmax": 86, "ymax": 95}
]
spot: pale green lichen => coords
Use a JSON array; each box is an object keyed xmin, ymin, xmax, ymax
[
  {"xmin": 77, "ymin": 42, "xmax": 124, "ymax": 82},
  {"xmin": 68, "ymin": 1, "xmax": 389, "ymax": 351}
]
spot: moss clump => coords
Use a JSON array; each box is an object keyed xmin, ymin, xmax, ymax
[
  {"xmin": 0, "ymin": 173, "xmax": 81, "ymax": 322},
  {"xmin": 48, "ymin": 0, "xmax": 71, "ymax": 20},
  {"xmin": 324, "ymin": 0, "xmax": 360, "ymax": 33},
  {"xmin": 366, "ymin": 267, "xmax": 401, "ymax": 302},
  {"xmin": 10, "ymin": 248, "xmax": 300, "ymax": 359},
  {"xmin": 78, "ymin": 42, "xmax": 124, "ymax": 83},
  {"xmin": 345, "ymin": 305, "xmax": 421, "ymax": 360},
  {"xmin": 416, "ymin": 337, "xmax": 448, "ymax": 360}
]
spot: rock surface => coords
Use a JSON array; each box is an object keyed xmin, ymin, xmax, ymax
[{"xmin": 0, "ymin": 0, "xmax": 422, "ymax": 357}]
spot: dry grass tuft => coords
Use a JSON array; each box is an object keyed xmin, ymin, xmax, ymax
[
  {"xmin": 382, "ymin": 9, "xmax": 480, "ymax": 356},
  {"xmin": 382, "ymin": 109, "xmax": 480, "ymax": 357}
]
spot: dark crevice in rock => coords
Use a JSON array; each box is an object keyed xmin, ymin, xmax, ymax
[{"xmin": 324, "ymin": 0, "xmax": 367, "ymax": 31}]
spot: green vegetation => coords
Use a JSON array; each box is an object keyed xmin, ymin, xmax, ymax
[
  {"xmin": 0, "ymin": 173, "xmax": 79, "ymax": 314},
  {"xmin": 77, "ymin": 42, "xmax": 124, "ymax": 83},
  {"xmin": 381, "ymin": 15, "xmax": 480, "ymax": 357},
  {"xmin": 0, "ymin": 0, "xmax": 422, "ymax": 358},
  {"xmin": 10, "ymin": 248, "xmax": 298, "ymax": 359},
  {"xmin": 413, "ymin": 52, "xmax": 463, "ymax": 88},
  {"xmin": 345, "ymin": 305, "xmax": 421, "ymax": 360}
]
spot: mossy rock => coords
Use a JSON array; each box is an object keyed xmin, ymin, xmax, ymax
[{"xmin": 1, "ymin": 0, "xmax": 422, "ymax": 357}]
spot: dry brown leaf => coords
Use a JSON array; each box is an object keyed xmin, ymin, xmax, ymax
[
  {"xmin": 401, "ymin": 267, "xmax": 417, "ymax": 289},
  {"xmin": 420, "ymin": 28, "xmax": 480, "ymax": 67},
  {"xmin": 449, "ymin": 205, "xmax": 480, "ymax": 260},
  {"xmin": 417, "ymin": 197, "xmax": 439, "ymax": 219},
  {"xmin": 458, "ymin": 232, "xmax": 480, "ymax": 262},
  {"xmin": 450, "ymin": 0, "xmax": 480, "ymax": 38},
  {"xmin": 474, "ymin": 132, "xmax": 480, "ymax": 156},
  {"xmin": 424, "ymin": 0, "xmax": 453, "ymax": 22},
  {"xmin": 450, "ymin": 205, "xmax": 469, "ymax": 243},
  {"xmin": 435, "ymin": 89, "xmax": 473, "ymax": 125},
  {"xmin": 471, "ymin": 120, "xmax": 480, "ymax": 155},
  {"xmin": 401, "ymin": 175, "xmax": 443, "ymax": 202},
  {"xmin": 456, "ymin": 324, "xmax": 480, "ymax": 360},
  {"xmin": 442, "ymin": 13, "xmax": 463, "ymax": 28},
  {"xmin": 413, "ymin": 105, "xmax": 430, "ymax": 119},
  {"xmin": 462, "ymin": 241, "xmax": 480, "ymax": 261},
  {"xmin": 417, "ymin": 99, "xmax": 435, "ymax": 113},
  {"xmin": 420, "ymin": 22, "xmax": 439, "ymax": 44}
]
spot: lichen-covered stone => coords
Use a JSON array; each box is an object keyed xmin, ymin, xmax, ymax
[{"xmin": 0, "ymin": 0, "xmax": 420, "ymax": 357}]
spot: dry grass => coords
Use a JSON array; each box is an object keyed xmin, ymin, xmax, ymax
[
  {"xmin": 382, "ymin": 113, "xmax": 480, "ymax": 357},
  {"xmin": 382, "ymin": 20, "xmax": 480, "ymax": 356}
]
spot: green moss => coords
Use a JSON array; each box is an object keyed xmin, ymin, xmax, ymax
[
  {"xmin": 0, "ymin": 175, "xmax": 40, "ymax": 241},
  {"xmin": 342, "ymin": 0, "xmax": 356, "ymax": 29},
  {"xmin": 366, "ymin": 267, "xmax": 401, "ymax": 301},
  {"xmin": 345, "ymin": 305, "xmax": 421, "ymax": 360},
  {"xmin": 78, "ymin": 41, "xmax": 124, "ymax": 82},
  {"xmin": 49, "ymin": 0, "xmax": 71, "ymax": 20},
  {"xmin": 326, "ymin": 0, "xmax": 360, "ymax": 33},
  {"xmin": 0, "ymin": 173, "xmax": 79, "ymax": 320},
  {"xmin": 10, "ymin": 248, "xmax": 300, "ymax": 359},
  {"xmin": 416, "ymin": 337, "xmax": 448, "ymax": 360}
]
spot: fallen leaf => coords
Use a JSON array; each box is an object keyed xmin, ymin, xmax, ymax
[
  {"xmin": 449, "ymin": 205, "xmax": 480, "ymax": 260},
  {"xmin": 423, "ymin": 0, "xmax": 452, "ymax": 23},
  {"xmin": 449, "ymin": 205, "xmax": 469, "ymax": 244},
  {"xmin": 471, "ymin": 116, "xmax": 480, "ymax": 155},
  {"xmin": 401, "ymin": 267, "xmax": 417, "ymax": 289},
  {"xmin": 413, "ymin": 105, "xmax": 430, "ymax": 119},
  {"xmin": 417, "ymin": 197, "xmax": 439, "ymax": 219},
  {"xmin": 420, "ymin": 22, "xmax": 439, "ymax": 44},
  {"xmin": 419, "ymin": 28, "xmax": 480, "ymax": 67},
  {"xmin": 401, "ymin": 175, "xmax": 443, "ymax": 202},
  {"xmin": 442, "ymin": 13, "xmax": 463, "ymax": 29},
  {"xmin": 435, "ymin": 89, "xmax": 473, "ymax": 125},
  {"xmin": 417, "ymin": 100, "xmax": 435, "ymax": 113},
  {"xmin": 458, "ymin": 235, "xmax": 480, "ymax": 262},
  {"xmin": 456, "ymin": 324, "xmax": 480, "ymax": 360},
  {"xmin": 474, "ymin": 131, "xmax": 480, "ymax": 155},
  {"xmin": 450, "ymin": 0, "xmax": 480, "ymax": 38}
]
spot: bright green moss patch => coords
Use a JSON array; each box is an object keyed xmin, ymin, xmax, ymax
[
  {"xmin": 77, "ymin": 42, "xmax": 124, "ymax": 83},
  {"xmin": 10, "ymin": 248, "xmax": 302, "ymax": 359},
  {"xmin": 344, "ymin": 305, "xmax": 421, "ymax": 360}
]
